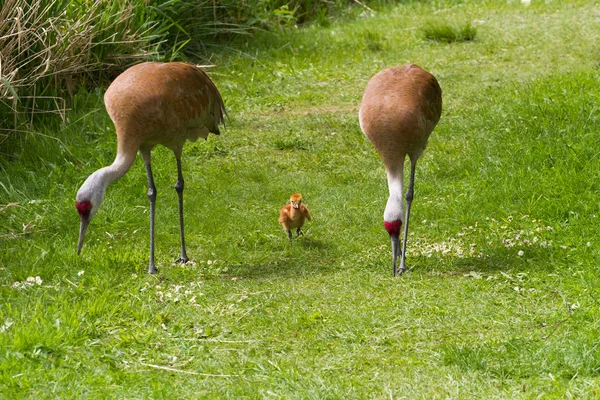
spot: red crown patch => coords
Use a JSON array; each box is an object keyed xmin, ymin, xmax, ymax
[{"xmin": 75, "ymin": 201, "xmax": 92, "ymax": 217}]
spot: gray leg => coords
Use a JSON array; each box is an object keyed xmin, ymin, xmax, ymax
[
  {"xmin": 142, "ymin": 150, "xmax": 158, "ymax": 274},
  {"xmin": 296, "ymin": 228, "xmax": 303, "ymax": 237},
  {"xmin": 398, "ymin": 160, "xmax": 417, "ymax": 274},
  {"xmin": 287, "ymin": 230, "xmax": 293, "ymax": 244},
  {"xmin": 175, "ymin": 156, "xmax": 189, "ymax": 264}
]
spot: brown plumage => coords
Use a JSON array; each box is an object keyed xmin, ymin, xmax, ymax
[
  {"xmin": 279, "ymin": 193, "xmax": 312, "ymax": 243},
  {"xmin": 359, "ymin": 63, "xmax": 442, "ymax": 275},
  {"xmin": 75, "ymin": 62, "xmax": 226, "ymax": 274}
]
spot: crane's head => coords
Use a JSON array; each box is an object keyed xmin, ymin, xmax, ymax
[
  {"xmin": 75, "ymin": 171, "xmax": 107, "ymax": 255},
  {"xmin": 290, "ymin": 193, "xmax": 303, "ymax": 209},
  {"xmin": 385, "ymin": 219, "xmax": 402, "ymax": 272}
]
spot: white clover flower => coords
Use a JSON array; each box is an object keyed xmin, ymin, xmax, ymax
[
  {"xmin": 0, "ymin": 319, "xmax": 13, "ymax": 333},
  {"xmin": 77, "ymin": 271, "xmax": 85, "ymax": 276},
  {"xmin": 518, "ymin": 250, "xmax": 524, "ymax": 256}
]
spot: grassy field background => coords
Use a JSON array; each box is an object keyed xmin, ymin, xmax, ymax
[{"xmin": 2, "ymin": 0, "xmax": 600, "ymax": 398}]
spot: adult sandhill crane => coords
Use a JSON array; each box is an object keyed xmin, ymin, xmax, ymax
[
  {"xmin": 278, "ymin": 193, "xmax": 312, "ymax": 243},
  {"xmin": 359, "ymin": 64, "xmax": 442, "ymax": 276},
  {"xmin": 75, "ymin": 62, "xmax": 226, "ymax": 274}
]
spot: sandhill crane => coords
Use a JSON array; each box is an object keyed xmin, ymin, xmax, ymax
[
  {"xmin": 359, "ymin": 64, "xmax": 442, "ymax": 276},
  {"xmin": 279, "ymin": 193, "xmax": 312, "ymax": 243},
  {"xmin": 75, "ymin": 62, "xmax": 226, "ymax": 274}
]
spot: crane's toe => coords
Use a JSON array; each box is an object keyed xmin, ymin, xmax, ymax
[
  {"xmin": 176, "ymin": 256, "xmax": 190, "ymax": 264},
  {"xmin": 148, "ymin": 264, "xmax": 158, "ymax": 274}
]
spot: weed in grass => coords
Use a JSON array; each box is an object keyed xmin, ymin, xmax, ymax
[
  {"xmin": 270, "ymin": 134, "xmax": 311, "ymax": 151},
  {"xmin": 423, "ymin": 21, "xmax": 477, "ymax": 43},
  {"xmin": 186, "ymin": 137, "xmax": 231, "ymax": 159},
  {"xmin": 363, "ymin": 30, "xmax": 387, "ymax": 52}
]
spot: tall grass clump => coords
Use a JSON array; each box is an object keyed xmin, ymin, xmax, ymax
[
  {"xmin": 153, "ymin": 0, "xmax": 254, "ymax": 60},
  {"xmin": 0, "ymin": 0, "xmax": 381, "ymax": 134},
  {"xmin": 218, "ymin": 0, "xmax": 381, "ymax": 28},
  {"xmin": 159, "ymin": 0, "xmax": 386, "ymax": 60},
  {"xmin": 423, "ymin": 21, "xmax": 477, "ymax": 43},
  {"xmin": 0, "ymin": 0, "xmax": 171, "ymax": 131}
]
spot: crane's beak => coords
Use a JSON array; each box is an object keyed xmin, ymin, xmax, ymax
[
  {"xmin": 77, "ymin": 217, "xmax": 90, "ymax": 255},
  {"xmin": 391, "ymin": 235, "xmax": 400, "ymax": 276}
]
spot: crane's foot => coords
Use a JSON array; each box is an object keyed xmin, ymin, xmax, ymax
[
  {"xmin": 175, "ymin": 255, "xmax": 190, "ymax": 264},
  {"xmin": 148, "ymin": 264, "xmax": 158, "ymax": 274},
  {"xmin": 394, "ymin": 266, "xmax": 407, "ymax": 276},
  {"xmin": 296, "ymin": 228, "xmax": 304, "ymax": 238}
]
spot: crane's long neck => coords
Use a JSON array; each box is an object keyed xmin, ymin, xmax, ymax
[
  {"xmin": 76, "ymin": 151, "xmax": 136, "ymax": 208},
  {"xmin": 93, "ymin": 152, "xmax": 134, "ymax": 189},
  {"xmin": 384, "ymin": 163, "xmax": 405, "ymax": 223}
]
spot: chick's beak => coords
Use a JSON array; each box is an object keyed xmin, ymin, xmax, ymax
[{"xmin": 77, "ymin": 217, "xmax": 90, "ymax": 255}]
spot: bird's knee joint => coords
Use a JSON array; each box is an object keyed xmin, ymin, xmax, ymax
[
  {"xmin": 175, "ymin": 180, "xmax": 184, "ymax": 193},
  {"xmin": 148, "ymin": 187, "xmax": 157, "ymax": 202}
]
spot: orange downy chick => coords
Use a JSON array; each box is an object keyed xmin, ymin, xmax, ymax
[{"xmin": 278, "ymin": 193, "xmax": 312, "ymax": 243}]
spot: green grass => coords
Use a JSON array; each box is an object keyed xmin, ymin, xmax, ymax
[
  {"xmin": 423, "ymin": 21, "xmax": 477, "ymax": 43},
  {"xmin": 2, "ymin": 0, "xmax": 600, "ymax": 397}
]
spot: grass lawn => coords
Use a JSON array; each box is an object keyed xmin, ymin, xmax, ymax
[{"xmin": 2, "ymin": 0, "xmax": 600, "ymax": 397}]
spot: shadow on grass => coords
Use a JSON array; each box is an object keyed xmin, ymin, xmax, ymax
[
  {"xmin": 413, "ymin": 245, "xmax": 562, "ymax": 276},
  {"xmin": 296, "ymin": 237, "xmax": 328, "ymax": 250},
  {"xmin": 226, "ymin": 236, "xmax": 341, "ymax": 279},
  {"xmin": 225, "ymin": 237, "xmax": 564, "ymax": 281},
  {"xmin": 227, "ymin": 259, "xmax": 336, "ymax": 280}
]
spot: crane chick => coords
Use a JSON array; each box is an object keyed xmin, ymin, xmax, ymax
[{"xmin": 278, "ymin": 193, "xmax": 312, "ymax": 243}]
